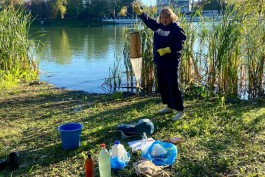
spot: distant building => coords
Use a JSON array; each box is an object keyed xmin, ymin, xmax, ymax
[{"xmin": 156, "ymin": 0, "xmax": 193, "ymax": 13}]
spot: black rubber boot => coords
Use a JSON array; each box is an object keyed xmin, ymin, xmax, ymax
[
  {"xmin": 8, "ymin": 152, "xmax": 20, "ymax": 170},
  {"xmin": 0, "ymin": 158, "xmax": 7, "ymax": 171}
]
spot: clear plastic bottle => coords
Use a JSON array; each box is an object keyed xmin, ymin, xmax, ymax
[
  {"xmin": 141, "ymin": 132, "xmax": 147, "ymax": 152},
  {"xmin": 85, "ymin": 153, "xmax": 94, "ymax": 177},
  {"xmin": 98, "ymin": 144, "xmax": 111, "ymax": 177}
]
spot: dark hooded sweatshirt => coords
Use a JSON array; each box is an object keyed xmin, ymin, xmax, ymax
[
  {"xmin": 138, "ymin": 12, "xmax": 186, "ymax": 111},
  {"xmin": 139, "ymin": 12, "xmax": 186, "ymax": 64}
]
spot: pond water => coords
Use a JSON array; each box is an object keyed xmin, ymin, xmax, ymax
[{"xmin": 30, "ymin": 25, "xmax": 132, "ymax": 93}]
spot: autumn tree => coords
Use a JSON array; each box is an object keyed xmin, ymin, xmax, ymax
[{"xmin": 49, "ymin": 0, "xmax": 67, "ymax": 19}]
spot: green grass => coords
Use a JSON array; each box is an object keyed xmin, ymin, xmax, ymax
[{"xmin": 0, "ymin": 83, "xmax": 264, "ymax": 177}]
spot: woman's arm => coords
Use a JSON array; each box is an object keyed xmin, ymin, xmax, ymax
[
  {"xmin": 138, "ymin": 13, "xmax": 159, "ymax": 31},
  {"xmin": 132, "ymin": 2, "xmax": 158, "ymax": 31}
]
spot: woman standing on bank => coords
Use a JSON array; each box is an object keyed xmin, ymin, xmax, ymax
[{"xmin": 132, "ymin": 2, "xmax": 186, "ymax": 120}]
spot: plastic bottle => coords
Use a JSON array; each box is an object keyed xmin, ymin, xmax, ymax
[
  {"xmin": 85, "ymin": 153, "xmax": 94, "ymax": 177},
  {"xmin": 141, "ymin": 132, "xmax": 147, "ymax": 152},
  {"xmin": 111, "ymin": 140, "xmax": 125, "ymax": 160},
  {"xmin": 98, "ymin": 144, "xmax": 111, "ymax": 177}
]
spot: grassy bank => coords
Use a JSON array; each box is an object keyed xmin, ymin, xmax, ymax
[{"xmin": 0, "ymin": 83, "xmax": 264, "ymax": 177}]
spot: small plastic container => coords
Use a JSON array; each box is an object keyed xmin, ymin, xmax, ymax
[
  {"xmin": 110, "ymin": 140, "xmax": 130, "ymax": 170},
  {"xmin": 111, "ymin": 140, "xmax": 125, "ymax": 159}
]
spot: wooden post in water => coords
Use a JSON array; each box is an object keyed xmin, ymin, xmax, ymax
[{"xmin": 129, "ymin": 31, "xmax": 142, "ymax": 89}]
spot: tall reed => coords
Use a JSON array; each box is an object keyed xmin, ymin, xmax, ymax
[
  {"xmin": 236, "ymin": 2, "xmax": 265, "ymax": 98},
  {"xmin": 139, "ymin": 24, "xmax": 156, "ymax": 93},
  {"xmin": 179, "ymin": 10, "xmax": 204, "ymax": 88},
  {"xmin": 123, "ymin": 28, "xmax": 134, "ymax": 90},
  {"xmin": 101, "ymin": 54, "xmax": 123, "ymax": 93},
  {"xmin": 179, "ymin": 3, "xmax": 264, "ymax": 98},
  {"xmin": 0, "ymin": 6, "xmax": 39, "ymax": 92},
  {"xmin": 206, "ymin": 7, "xmax": 241, "ymax": 95}
]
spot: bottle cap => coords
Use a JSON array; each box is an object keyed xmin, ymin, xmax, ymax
[
  {"xmin": 114, "ymin": 140, "xmax": 120, "ymax": 144},
  {"xmin": 100, "ymin": 144, "xmax": 106, "ymax": 148}
]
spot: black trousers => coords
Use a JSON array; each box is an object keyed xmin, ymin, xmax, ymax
[{"xmin": 156, "ymin": 59, "xmax": 184, "ymax": 111}]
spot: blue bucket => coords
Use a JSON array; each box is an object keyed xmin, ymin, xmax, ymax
[{"xmin": 58, "ymin": 123, "xmax": 83, "ymax": 150}]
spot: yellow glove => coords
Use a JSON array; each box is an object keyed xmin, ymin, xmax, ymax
[
  {"xmin": 132, "ymin": 2, "xmax": 143, "ymax": 15},
  {"xmin": 157, "ymin": 47, "xmax": 171, "ymax": 56}
]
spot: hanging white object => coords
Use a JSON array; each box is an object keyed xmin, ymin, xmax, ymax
[
  {"xmin": 130, "ymin": 57, "xmax": 142, "ymax": 88},
  {"xmin": 129, "ymin": 31, "xmax": 142, "ymax": 88}
]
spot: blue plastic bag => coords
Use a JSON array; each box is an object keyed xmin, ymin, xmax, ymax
[
  {"xmin": 110, "ymin": 152, "xmax": 131, "ymax": 170},
  {"xmin": 141, "ymin": 140, "xmax": 177, "ymax": 167}
]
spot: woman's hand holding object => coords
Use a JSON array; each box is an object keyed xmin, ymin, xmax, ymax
[{"xmin": 132, "ymin": 2, "xmax": 143, "ymax": 15}]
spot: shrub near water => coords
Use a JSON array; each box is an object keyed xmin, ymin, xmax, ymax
[{"xmin": 0, "ymin": 6, "xmax": 39, "ymax": 92}]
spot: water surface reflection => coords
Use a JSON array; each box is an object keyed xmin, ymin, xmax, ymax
[{"xmin": 31, "ymin": 25, "xmax": 130, "ymax": 93}]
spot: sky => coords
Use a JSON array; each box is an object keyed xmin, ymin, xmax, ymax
[{"xmin": 141, "ymin": 0, "xmax": 198, "ymax": 6}]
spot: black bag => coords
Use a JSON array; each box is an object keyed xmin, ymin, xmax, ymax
[{"xmin": 117, "ymin": 119, "xmax": 154, "ymax": 138}]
